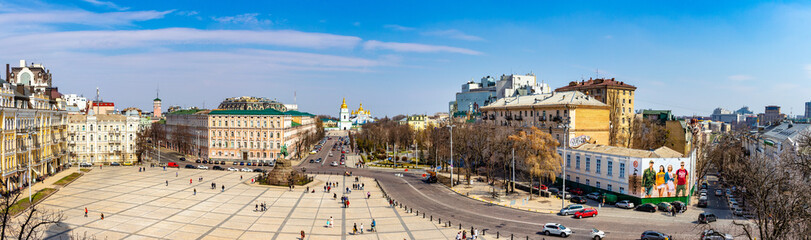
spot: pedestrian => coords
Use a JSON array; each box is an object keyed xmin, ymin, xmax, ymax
[
  {"xmin": 84, "ymin": 207, "xmax": 88, "ymax": 217},
  {"xmin": 333, "ymin": 193, "xmax": 337, "ymax": 200},
  {"xmin": 176, "ymin": 172, "xmax": 178, "ymax": 177},
  {"xmin": 100, "ymin": 213, "xmax": 104, "ymax": 220},
  {"xmin": 221, "ymin": 185, "xmax": 224, "ymax": 192},
  {"xmin": 300, "ymin": 230, "xmax": 305, "ymax": 239},
  {"xmin": 256, "ymin": 203, "xmax": 259, "ymax": 211},
  {"xmin": 456, "ymin": 231, "xmax": 462, "ymax": 240},
  {"xmin": 327, "ymin": 186, "xmax": 331, "ymax": 192},
  {"xmin": 346, "ymin": 199, "xmax": 350, "ymax": 208},
  {"xmin": 193, "ymin": 188, "xmax": 196, "ymax": 195},
  {"xmin": 323, "ymin": 186, "xmax": 326, "ymax": 192},
  {"xmin": 361, "ymin": 183, "xmax": 364, "ymax": 190},
  {"xmin": 371, "ymin": 219, "xmax": 376, "ymax": 232},
  {"xmin": 367, "ymin": 192, "xmax": 370, "ymax": 199},
  {"xmin": 240, "ymin": 175, "xmax": 243, "ymax": 180},
  {"xmin": 190, "ymin": 179, "xmax": 192, "ymax": 184},
  {"xmin": 306, "ymin": 186, "xmax": 309, "ymax": 192},
  {"xmin": 166, "ymin": 180, "xmax": 168, "ymax": 186},
  {"xmin": 360, "ymin": 223, "xmax": 364, "ymax": 234},
  {"xmin": 353, "ymin": 223, "xmax": 357, "ymax": 234},
  {"xmin": 462, "ymin": 230, "xmax": 466, "ymax": 240},
  {"xmin": 473, "ymin": 228, "xmax": 479, "ymax": 239},
  {"xmin": 329, "ymin": 216, "xmax": 334, "ymax": 228},
  {"xmin": 163, "ymin": 166, "xmax": 166, "ymax": 171}
]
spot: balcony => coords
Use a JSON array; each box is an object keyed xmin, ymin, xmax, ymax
[
  {"xmin": 505, "ymin": 115, "xmax": 513, "ymax": 120},
  {"xmin": 515, "ymin": 115, "xmax": 523, "ymax": 121}
]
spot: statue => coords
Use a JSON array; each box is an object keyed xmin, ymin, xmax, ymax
[{"xmin": 266, "ymin": 158, "xmax": 297, "ymax": 186}]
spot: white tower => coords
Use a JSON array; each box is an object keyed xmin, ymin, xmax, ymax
[{"xmin": 339, "ymin": 98, "xmax": 352, "ymax": 130}]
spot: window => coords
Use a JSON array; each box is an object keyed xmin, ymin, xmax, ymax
[
  {"xmin": 607, "ymin": 184, "xmax": 612, "ymax": 191},
  {"xmin": 596, "ymin": 181, "xmax": 600, "ymax": 188},
  {"xmin": 575, "ymin": 177, "xmax": 580, "ymax": 183},
  {"xmin": 585, "ymin": 156, "xmax": 590, "ymax": 172},
  {"xmin": 607, "ymin": 161, "xmax": 613, "ymax": 176},
  {"xmin": 619, "ymin": 163, "xmax": 626, "ymax": 178},
  {"xmin": 566, "ymin": 154, "xmax": 571, "ymax": 168},
  {"xmin": 596, "ymin": 159, "xmax": 601, "ymax": 174},
  {"xmin": 586, "ymin": 179, "xmax": 590, "ymax": 185},
  {"xmin": 619, "ymin": 187, "xmax": 625, "ymax": 194},
  {"xmin": 575, "ymin": 155, "xmax": 580, "ymax": 169},
  {"xmin": 566, "ymin": 174, "xmax": 570, "ymax": 180}
]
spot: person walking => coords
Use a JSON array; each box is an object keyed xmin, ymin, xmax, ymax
[
  {"xmin": 100, "ymin": 213, "xmax": 104, "ymax": 220},
  {"xmin": 371, "ymin": 219, "xmax": 376, "ymax": 232},
  {"xmin": 360, "ymin": 223, "xmax": 364, "ymax": 234},
  {"xmin": 256, "ymin": 203, "xmax": 259, "ymax": 212},
  {"xmin": 193, "ymin": 188, "xmax": 197, "ymax": 195},
  {"xmin": 329, "ymin": 216, "xmax": 334, "ymax": 228},
  {"xmin": 367, "ymin": 192, "xmax": 370, "ymax": 199},
  {"xmin": 221, "ymin": 185, "xmax": 225, "ymax": 192},
  {"xmin": 462, "ymin": 230, "xmax": 466, "ymax": 240},
  {"xmin": 455, "ymin": 231, "xmax": 462, "ymax": 240},
  {"xmin": 84, "ymin": 207, "xmax": 88, "ymax": 217},
  {"xmin": 176, "ymin": 172, "xmax": 178, "ymax": 177},
  {"xmin": 473, "ymin": 228, "xmax": 479, "ymax": 239},
  {"xmin": 300, "ymin": 230, "xmax": 305, "ymax": 239},
  {"xmin": 353, "ymin": 223, "xmax": 357, "ymax": 235},
  {"xmin": 240, "ymin": 175, "xmax": 243, "ymax": 180},
  {"xmin": 190, "ymin": 179, "xmax": 193, "ymax": 184},
  {"xmin": 166, "ymin": 180, "xmax": 168, "ymax": 186}
]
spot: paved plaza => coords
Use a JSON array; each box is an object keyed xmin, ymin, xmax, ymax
[{"xmin": 36, "ymin": 166, "xmax": 483, "ymax": 240}]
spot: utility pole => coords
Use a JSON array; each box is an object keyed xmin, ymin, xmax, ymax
[
  {"xmin": 449, "ymin": 124, "xmax": 455, "ymax": 188},
  {"xmin": 511, "ymin": 148, "xmax": 515, "ymax": 193},
  {"xmin": 28, "ymin": 126, "xmax": 33, "ymax": 202},
  {"xmin": 560, "ymin": 113, "xmax": 570, "ymax": 209}
]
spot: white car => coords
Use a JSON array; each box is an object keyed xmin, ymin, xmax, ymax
[
  {"xmin": 241, "ymin": 168, "xmax": 252, "ymax": 172},
  {"xmin": 330, "ymin": 161, "xmax": 338, "ymax": 167},
  {"xmin": 715, "ymin": 189, "xmax": 723, "ymax": 196},
  {"xmin": 616, "ymin": 200, "xmax": 635, "ymax": 209},
  {"xmin": 542, "ymin": 223, "xmax": 572, "ymax": 237},
  {"xmin": 227, "ymin": 167, "xmax": 238, "ymax": 171},
  {"xmin": 591, "ymin": 228, "xmax": 606, "ymax": 240},
  {"xmin": 586, "ymin": 192, "xmax": 601, "ymax": 200},
  {"xmin": 197, "ymin": 165, "xmax": 208, "ymax": 169}
]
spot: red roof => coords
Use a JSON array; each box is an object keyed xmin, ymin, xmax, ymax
[
  {"xmin": 555, "ymin": 78, "xmax": 637, "ymax": 92},
  {"xmin": 91, "ymin": 102, "xmax": 114, "ymax": 107}
]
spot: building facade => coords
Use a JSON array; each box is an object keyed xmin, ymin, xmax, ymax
[
  {"xmin": 338, "ymin": 98, "xmax": 351, "ymax": 130},
  {"xmin": 350, "ymin": 103, "xmax": 374, "ymax": 125},
  {"xmin": 164, "ymin": 109, "xmax": 210, "ymax": 160},
  {"xmin": 745, "ymin": 123, "xmax": 811, "ymax": 160},
  {"xmin": 66, "ymin": 114, "xmax": 139, "ymax": 164},
  {"xmin": 218, "ymin": 96, "xmax": 287, "ymax": 111},
  {"xmin": 805, "ymin": 101, "xmax": 811, "ymax": 119},
  {"xmin": 450, "ymin": 74, "xmax": 552, "ymax": 115},
  {"xmin": 1, "ymin": 60, "xmax": 68, "ymax": 193},
  {"xmin": 555, "ymin": 78, "xmax": 636, "ymax": 146},
  {"xmin": 63, "ymin": 94, "xmax": 88, "ymax": 112},
  {"xmin": 480, "ymin": 91, "xmax": 611, "ymax": 147},
  {"xmin": 153, "ymin": 97, "xmax": 162, "ymax": 118},
  {"xmin": 757, "ymin": 105, "xmax": 785, "ymax": 126}
]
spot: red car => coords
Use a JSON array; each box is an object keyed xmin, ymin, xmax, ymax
[
  {"xmin": 167, "ymin": 162, "xmax": 179, "ymax": 168},
  {"xmin": 532, "ymin": 184, "xmax": 548, "ymax": 191},
  {"xmin": 574, "ymin": 208, "xmax": 598, "ymax": 219},
  {"xmin": 570, "ymin": 188, "xmax": 584, "ymax": 195}
]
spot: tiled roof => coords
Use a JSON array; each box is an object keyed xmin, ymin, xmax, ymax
[
  {"xmin": 572, "ymin": 144, "xmax": 684, "ymax": 158},
  {"xmin": 480, "ymin": 91, "xmax": 608, "ymax": 109},
  {"xmin": 555, "ymin": 78, "xmax": 637, "ymax": 92}
]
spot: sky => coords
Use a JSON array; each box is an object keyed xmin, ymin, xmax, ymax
[{"xmin": 1, "ymin": 0, "xmax": 810, "ymax": 117}]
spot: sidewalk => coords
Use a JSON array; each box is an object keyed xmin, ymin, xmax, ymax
[
  {"xmin": 437, "ymin": 172, "xmax": 564, "ymax": 214},
  {"xmin": 28, "ymin": 167, "xmax": 82, "ymax": 193}
]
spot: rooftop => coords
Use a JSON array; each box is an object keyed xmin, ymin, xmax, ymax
[
  {"xmin": 762, "ymin": 122, "xmax": 811, "ymax": 143},
  {"xmin": 481, "ymin": 91, "xmax": 608, "ymax": 109},
  {"xmin": 572, "ymin": 143, "xmax": 684, "ymax": 158},
  {"xmin": 555, "ymin": 78, "xmax": 637, "ymax": 92},
  {"xmin": 209, "ymin": 108, "xmax": 314, "ymax": 116}
]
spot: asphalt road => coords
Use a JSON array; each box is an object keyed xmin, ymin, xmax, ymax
[{"xmin": 298, "ymin": 134, "xmax": 727, "ymax": 240}]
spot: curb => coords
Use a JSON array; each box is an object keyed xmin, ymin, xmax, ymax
[{"xmin": 441, "ymin": 183, "xmax": 559, "ymax": 215}]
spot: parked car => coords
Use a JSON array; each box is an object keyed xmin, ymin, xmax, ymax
[
  {"xmin": 241, "ymin": 168, "xmax": 252, "ymax": 172},
  {"xmin": 309, "ymin": 159, "xmax": 315, "ymax": 163},
  {"xmin": 110, "ymin": 162, "xmax": 121, "ymax": 166},
  {"xmin": 197, "ymin": 165, "xmax": 208, "ymax": 170},
  {"xmin": 558, "ymin": 204, "xmax": 584, "ymax": 216},
  {"xmin": 167, "ymin": 162, "xmax": 179, "ymax": 168},
  {"xmin": 180, "ymin": 157, "xmax": 186, "ymax": 161},
  {"xmin": 331, "ymin": 161, "xmax": 338, "ymax": 167},
  {"xmin": 657, "ymin": 202, "xmax": 673, "ymax": 212},
  {"xmin": 227, "ymin": 167, "xmax": 238, "ymax": 171},
  {"xmin": 733, "ymin": 207, "xmax": 744, "ymax": 216},
  {"xmin": 697, "ymin": 197, "xmax": 709, "ymax": 207},
  {"xmin": 586, "ymin": 192, "xmax": 601, "ymax": 200},
  {"xmin": 185, "ymin": 164, "xmax": 196, "ymax": 169},
  {"xmin": 220, "ymin": 161, "xmax": 226, "ymax": 165},
  {"xmin": 532, "ymin": 184, "xmax": 548, "ymax": 191},
  {"xmin": 569, "ymin": 188, "xmax": 584, "ymax": 195},
  {"xmin": 542, "ymin": 223, "xmax": 572, "ymax": 237},
  {"xmin": 702, "ymin": 229, "xmax": 734, "ymax": 240},
  {"xmin": 548, "ymin": 188, "xmax": 560, "ymax": 195},
  {"xmin": 196, "ymin": 159, "xmax": 202, "ymax": 163},
  {"xmin": 635, "ymin": 203, "xmax": 657, "ymax": 213},
  {"xmin": 574, "ymin": 208, "xmax": 598, "ymax": 218},
  {"xmin": 79, "ymin": 162, "xmax": 92, "ymax": 167},
  {"xmin": 591, "ymin": 228, "xmax": 606, "ymax": 240},
  {"xmin": 671, "ymin": 201, "xmax": 687, "ymax": 213},
  {"xmin": 616, "ymin": 200, "xmax": 635, "ymax": 209},
  {"xmin": 570, "ymin": 196, "xmax": 588, "ymax": 204},
  {"xmin": 641, "ymin": 230, "xmax": 671, "ymax": 240},
  {"xmin": 715, "ymin": 189, "xmax": 724, "ymax": 196},
  {"xmin": 233, "ymin": 161, "xmax": 238, "ymax": 165},
  {"xmin": 253, "ymin": 168, "xmax": 263, "ymax": 172},
  {"xmin": 239, "ymin": 162, "xmax": 245, "ymax": 166},
  {"xmin": 698, "ymin": 212, "xmax": 717, "ymax": 224},
  {"xmin": 202, "ymin": 160, "xmax": 208, "ymax": 164},
  {"xmin": 556, "ymin": 191, "xmax": 572, "ymax": 199},
  {"xmin": 214, "ymin": 161, "xmax": 220, "ymax": 164},
  {"xmin": 212, "ymin": 166, "xmax": 223, "ymax": 170}
]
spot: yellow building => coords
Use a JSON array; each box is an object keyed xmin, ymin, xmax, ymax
[
  {"xmin": 480, "ymin": 91, "xmax": 611, "ymax": 146},
  {"xmin": 555, "ymin": 78, "xmax": 636, "ymax": 146}
]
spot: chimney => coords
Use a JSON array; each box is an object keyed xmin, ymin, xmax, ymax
[
  {"xmin": 19, "ymin": 60, "xmax": 25, "ymax": 67},
  {"xmin": 5, "ymin": 64, "xmax": 8, "ymax": 81}
]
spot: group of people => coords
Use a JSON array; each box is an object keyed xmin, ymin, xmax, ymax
[
  {"xmin": 255, "ymin": 201, "xmax": 268, "ymax": 212},
  {"xmin": 341, "ymin": 195, "xmax": 350, "ymax": 208},
  {"xmin": 138, "ymin": 167, "xmax": 147, "ymax": 172},
  {"xmin": 324, "ymin": 182, "xmax": 339, "ymax": 193},
  {"xmin": 211, "ymin": 182, "xmax": 225, "ymax": 192},
  {"xmin": 455, "ymin": 229, "xmax": 479, "ymax": 240}
]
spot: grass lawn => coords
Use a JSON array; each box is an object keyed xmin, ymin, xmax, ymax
[
  {"xmin": 5, "ymin": 188, "xmax": 57, "ymax": 216},
  {"xmin": 53, "ymin": 173, "xmax": 83, "ymax": 186},
  {"xmin": 80, "ymin": 168, "xmax": 91, "ymax": 173}
]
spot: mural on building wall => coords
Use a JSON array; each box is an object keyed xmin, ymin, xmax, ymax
[{"xmin": 629, "ymin": 157, "xmax": 693, "ymax": 198}]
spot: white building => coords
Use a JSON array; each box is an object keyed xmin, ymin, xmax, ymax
[
  {"xmin": 746, "ymin": 122, "xmax": 811, "ymax": 159},
  {"xmin": 350, "ymin": 103, "xmax": 374, "ymax": 125},
  {"xmin": 63, "ymin": 94, "xmax": 88, "ymax": 112},
  {"xmin": 450, "ymin": 74, "xmax": 552, "ymax": 114},
  {"xmin": 67, "ymin": 113, "xmax": 140, "ymax": 164},
  {"xmin": 338, "ymin": 98, "xmax": 352, "ymax": 130},
  {"xmin": 496, "ymin": 73, "xmax": 551, "ymax": 99}
]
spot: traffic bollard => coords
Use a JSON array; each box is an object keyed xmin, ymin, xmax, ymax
[{"xmin": 459, "ymin": 223, "xmax": 461, "ymax": 229}]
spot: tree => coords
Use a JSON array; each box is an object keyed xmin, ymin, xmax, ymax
[
  {"xmin": 607, "ymin": 89, "xmax": 627, "ymax": 147},
  {"xmin": 134, "ymin": 125, "xmax": 153, "ymax": 163},
  {"xmin": 1, "ymin": 191, "xmax": 65, "ymax": 240},
  {"xmin": 628, "ymin": 118, "xmax": 667, "ymax": 150},
  {"xmin": 508, "ymin": 126, "xmax": 562, "ymax": 199}
]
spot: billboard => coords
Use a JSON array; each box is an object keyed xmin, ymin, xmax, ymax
[{"xmin": 627, "ymin": 157, "xmax": 693, "ymax": 198}]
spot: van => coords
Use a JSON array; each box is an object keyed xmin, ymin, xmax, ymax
[
  {"xmin": 167, "ymin": 162, "xmax": 179, "ymax": 168},
  {"xmin": 698, "ymin": 212, "xmax": 717, "ymax": 223},
  {"xmin": 559, "ymin": 205, "xmax": 584, "ymax": 216}
]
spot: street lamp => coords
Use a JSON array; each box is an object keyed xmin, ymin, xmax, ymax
[
  {"xmin": 449, "ymin": 124, "xmax": 455, "ymax": 188},
  {"xmin": 27, "ymin": 126, "xmax": 35, "ymax": 202},
  {"xmin": 558, "ymin": 114, "xmax": 570, "ymax": 209}
]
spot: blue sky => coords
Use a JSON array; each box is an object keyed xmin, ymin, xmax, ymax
[{"xmin": 1, "ymin": 1, "xmax": 810, "ymax": 117}]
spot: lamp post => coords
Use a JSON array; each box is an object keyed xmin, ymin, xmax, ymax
[
  {"xmin": 27, "ymin": 126, "xmax": 35, "ymax": 202},
  {"xmin": 559, "ymin": 114, "xmax": 570, "ymax": 209},
  {"xmin": 449, "ymin": 124, "xmax": 455, "ymax": 188}
]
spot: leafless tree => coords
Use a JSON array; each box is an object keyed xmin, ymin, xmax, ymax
[
  {"xmin": 628, "ymin": 118, "xmax": 667, "ymax": 150},
  {"xmin": 0, "ymin": 191, "xmax": 65, "ymax": 240}
]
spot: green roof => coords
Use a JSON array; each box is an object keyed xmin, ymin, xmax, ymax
[
  {"xmin": 209, "ymin": 108, "xmax": 315, "ymax": 116},
  {"xmin": 153, "ymin": 98, "xmax": 161, "ymax": 101},
  {"xmin": 168, "ymin": 109, "xmax": 205, "ymax": 115},
  {"xmin": 291, "ymin": 122, "xmax": 302, "ymax": 127}
]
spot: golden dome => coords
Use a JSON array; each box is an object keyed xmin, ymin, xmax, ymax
[{"xmin": 341, "ymin": 98, "xmax": 347, "ymax": 109}]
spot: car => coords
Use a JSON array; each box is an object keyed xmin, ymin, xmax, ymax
[
  {"xmin": 635, "ymin": 203, "xmax": 657, "ymax": 213},
  {"xmin": 159, "ymin": 163, "xmax": 168, "ymax": 167},
  {"xmin": 699, "ymin": 188, "xmax": 708, "ymax": 195},
  {"xmin": 212, "ymin": 166, "xmax": 223, "ymax": 170},
  {"xmin": 702, "ymin": 229, "xmax": 734, "ymax": 240},
  {"xmin": 586, "ymin": 192, "xmax": 601, "ymax": 200},
  {"xmin": 569, "ymin": 188, "xmax": 584, "ymax": 195},
  {"xmin": 657, "ymin": 202, "xmax": 673, "ymax": 212},
  {"xmin": 715, "ymin": 189, "xmax": 724, "ymax": 196},
  {"xmin": 309, "ymin": 159, "xmax": 315, "ymax": 163},
  {"xmin": 548, "ymin": 188, "xmax": 560, "ymax": 195},
  {"xmin": 122, "ymin": 161, "xmax": 132, "ymax": 166},
  {"xmin": 542, "ymin": 223, "xmax": 572, "ymax": 237},
  {"xmin": 558, "ymin": 204, "xmax": 584, "ymax": 216},
  {"xmin": 591, "ymin": 228, "xmax": 606, "ymax": 240},
  {"xmin": 241, "ymin": 168, "xmax": 252, "ymax": 172},
  {"xmin": 331, "ymin": 161, "xmax": 338, "ymax": 167},
  {"xmin": 698, "ymin": 212, "xmax": 717, "ymax": 224},
  {"xmin": 79, "ymin": 162, "xmax": 92, "ymax": 167},
  {"xmin": 733, "ymin": 207, "xmax": 744, "ymax": 216},
  {"xmin": 532, "ymin": 184, "xmax": 548, "ymax": 191},
  {"xmin": 616, "ymin": 200, "xmax": 635, "ymax": 209},
  {"xmin": 253, "ymin": 168, "xmax": 263, "ymax": 172},
  {"xmin": 263, "ymin": 162, "xmax": 270, "ymax": 166},
  {"xmin": 700, "ymin": 192, "xmax": 708, "ymax": 199},
  {"xmin": 670, "ymin": 201, "xmax": 687, "ymax": 213},
  {"xmin": 214, "ymin": 161, "xmax": 220, "ymax": 164},
  {"xmin": 220, "ymin": 161, "xmax": 226, "ymax": 165},
  {"xmin": 227, "ymin": 167, "xmax": 238, "ymax": 171},
  {"xmin": 239, "ymin": 162, "xmax": 245, "ymax": 166},
  {"xmin": 202, "ymin": 160, "xmax": 208, "ymax": 164},
  {"xmin": 570, "ymin": 196, "xmax": 588, "ymax": 204},
  {"xmin": 574, "ymin": 208, "xmax": 598, "ymax": 218},
  {"xmin": 185, "ymin": 164, "xmax": 196, "ymax": 169},
  {"xmin": 233, "ymin": 161, "xmax": 238, "ymax": 165},
  {"xmin": 315, "ymin": 158, "xmax": 322, "ymax": 163},
  {"xmin": 110, "ymin": 162, "xmax": 121, "ymax": 166},
  {"xmin": 556, "ymin": 191, "xmax": 572, "ymax": 199},
  {"xmin": 180, "ymin": 157, "xmax": 186, "ymax": 161},
  {"xmin": 168, "ymin": 162, "xmax": 179, "ymax": 168},
  {"xmin": 340, "ymin": 161, "xmax": 345, "ymax": 165},
  {"xmin": 197, "ymin": 165, "xmax": 208, "ymax": 170},
  {"xmin": 195, "ymin": 159, "xmax": 201, "ymax": 163},
  {"xmin": 246, "ymin": 162, "xmax": 252, "ymax": 166},
  {"xmin": 697, "ymin": 198, "xmax": 709, "ymax": 207},
  {"xmin": 641, "ymin": 230, "xmax": 671, "ymax": 240}
]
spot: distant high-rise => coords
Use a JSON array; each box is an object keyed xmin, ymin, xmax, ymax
[
  {"xmin": 757, "ymin": 105, "xmax": 784, "ymax": 126},
  {"xmin": 805, "ymin": 101, "xmax": 811, "ymax": 119}
]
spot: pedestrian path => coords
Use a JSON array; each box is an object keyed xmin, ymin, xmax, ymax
[{"xmin": 32, "ymin": 166, "xmax": 485, "ymax": 239}]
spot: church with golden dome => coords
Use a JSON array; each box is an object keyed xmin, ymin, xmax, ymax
[{"xmin": 336, "ymin": 98, "xmax": 375, "ymax": 130}]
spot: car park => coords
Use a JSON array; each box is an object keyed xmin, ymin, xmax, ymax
[
  {"xmin": 698, "ymin": 212, "xmax": 717, "ymax": 223},
  {"xmin": 701, "ymin": 229, "xmax": 734, "ymax": 240},
  {"xmin": 591, "ymin": 228, "xmax": 606, "ymax": 240},
  {"xmin": 570, "ymin": 196, "xmax": 588, "ymax": 204},
  {"xmin": 542, "ymin": 223, "xmax": 572, "ymax": 237},
  {"xmin": 185, "ymin": 164, "xmax": 196, "ymax": 169},
  {"xmin": 212, "ymin": 166, "xmax": 223, "ymax": 170},
  {"xmin": 616, "ymin": 200, "xmax": 635, "ymax": 209},
  {"xmin": 110, "ymin": 162, "xmax": 121, "ymax": 166},
  {"xmin": 227, "ymin": 167, "xmax": 238, "ymax": 171},
  {"xmin": 558, "ymin": 204, "xmax": 584, "ymax": 216},
  {"xmin": 241, "ymin": 168, "xmax": 252, "ymax": 172},
  {"xmin": 574, "ymin": 208, "xmax": 598, "ymax": 218},
  {"xmin": 586, "ymin": 192, "xmax": 601, "ymax": 200},
  {"xmin": 641, "ymin": 230, "xmax": 671, "ymax": 240},
  {"xmin": 197, "ymin": 165, "xmax": 208, "ymax": 170},
  {"xmin": 657, "ymin": 202, "xmax": 673, "ymax": 212},
  {"xmin": 635, "ymin": 203, "xmax": 657, "ymax": 212}
]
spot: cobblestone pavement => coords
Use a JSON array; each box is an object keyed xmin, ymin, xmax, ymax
[{"xmin": 37, "ymin": 166, "xmax": 482, "ymax": 239}]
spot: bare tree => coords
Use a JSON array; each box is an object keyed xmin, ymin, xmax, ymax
[
  {"xmin": 628, "ymin": 118, "xmax": 667, "ymax": 150},
  {"xmin": 1, "ymin": 191, "xmax": 65, "ymax": 240},
  {"xmin": 134, "ymin": 126, "xmax": 153, "ymax": 163},
  {"xmin": 508, "ymin": 126, "xmax": 562, "ymax": 199}
]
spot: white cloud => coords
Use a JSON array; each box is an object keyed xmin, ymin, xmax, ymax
[
  {"xmin": 82, "ymin": 0, "xmax": 129, "ymax": 11},
  {"xmin": 384, "ymin": 24, "xmax": 414, "ymax": 31},
  {"xmin": 0, "ymin": 28, "xmax": 362, "ymax": 53},
  {"xmin": 212, "ymin": 13, "xmax": 272, "ymax": 25},
  {"xmin": 0, "ymin": 10, "xmax": 172, "ymax": 27},
  {"xmin": 176, "ymin": 11, "xmax": 199, "ymax": 16},
  {"xmin": 728, "ymin": 74, "xmax": 753, "ymax": 81},
  {"xmin": 422, "ymin": 29, "xmax": 483, "ymax": 41},
  {"xmin": 363, "ymin": 40, "xmax": 481, "ymax": 55}
]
